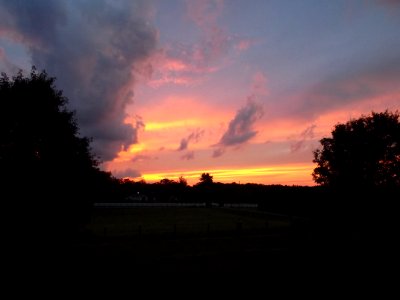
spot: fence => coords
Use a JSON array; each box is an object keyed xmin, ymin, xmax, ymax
[{"xmin": 94, "ymin": 202, "xmax": 259, "ymax": 208}]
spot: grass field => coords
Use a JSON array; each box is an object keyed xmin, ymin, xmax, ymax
[
  {"xmin": 65, "ymin": 207, "xmax": 295, "ymax": 272},
  {"xmin": 86, "ymin": 207, "xmax": 290, "ymax": 238},
  {"xmin": 58, "ymin": 207, "xmax": 374, "ymax": 273}
]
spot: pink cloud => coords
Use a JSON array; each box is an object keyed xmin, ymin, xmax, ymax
[
  {"xmin": 251, "ymin": 71, "xmax": 269, "ymax": 97},
  {"xmin": 275, "ymin": 53, "xmax": 400, "ymax": 123},
  {"xmin": 234, "ymin": 37, "xmax": 258, "ymax": 52},
  {"xmin": 144, "ymin": 0, "xmax": 256, "ymax": 89},
  {"xmin": 376, "ymin": 0, "xmax": 400, "ymax": 7},
  {"xmin": 148, "ymin": 0, "xmax": 246, "ymax": 88},
  {"xmin": 146, "ymin": 47, "xmax": 219, "ymax": 87},
  {"xmin": 185, "ymin": 0, "xmax": 224, "ymax": 29},
  {"xmin": 186, "ymin": 0, "xmax": 231, "ymax": 68}
]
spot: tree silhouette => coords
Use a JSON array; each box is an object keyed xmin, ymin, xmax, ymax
[
  {"xmin": 178, "ymin": 176, "xmax": 188, "ymax": 187},
  {"xmin": 0, "ymin": 67, "xmax": 106, "ymax": 239},
  {"xmin": 198, "ymin": 173, "xmax": 214, "ymax": 185},
  {"xmin": 312, "ymin": 110, "xmax": 400, "ymax": 188}
]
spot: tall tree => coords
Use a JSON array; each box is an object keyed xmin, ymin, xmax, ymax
[
  {"xmin": 0, "ymin": 68, "xmax": 105, "ymax": 238},
  {"xmin": 312, "ymin": 111, "xmax": 400, "ymax": 188}
]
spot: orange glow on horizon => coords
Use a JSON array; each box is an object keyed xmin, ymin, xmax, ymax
[
  {"xmin": 128, "ymin": 163, "xmax": 315, "ymax": 186},
  {"xmin": 113, "ymin": 90, "xmax": 399, "ymax": 187}
]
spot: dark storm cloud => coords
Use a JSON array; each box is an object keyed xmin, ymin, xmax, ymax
[
  {"xmin": 213, "ymin": 100, "xmax": 263, "ymax": 157},
  {"xmin": 0, "ymin": 0, "xmax": 158, "ymax": 161}
]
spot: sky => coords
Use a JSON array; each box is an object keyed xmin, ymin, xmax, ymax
[{"xmin": 0, "ymin": 0, "xmax": 399, "ymax": 186}]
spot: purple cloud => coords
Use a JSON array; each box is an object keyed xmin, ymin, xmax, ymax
[
  {"xmin": 213, "ymin": 100, "xmax": 263, "ymax": 157},
  {"xmin": 177, "ymin": 129, "xmax": 205, "ymax": 151},
  {"xmin": 181, "ymin": 151, "xmax": 195, "ymax": 160},
  {"xmin": 290, "ymin": 124, "xmax": 316, "ymax": 153},
  {"xmin": 113, "ymin": 168, "xmax": 141, "ymax": 179}
]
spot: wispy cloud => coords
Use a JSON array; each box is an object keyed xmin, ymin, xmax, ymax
[
  {"xmin": 290, "ymin": 124, "xmax": 316, "ymax": 153},
  {"xmin": 181, "ymin": 151, "xmax": 195, "ymax": 160},
  {"xmin": 149, "ymin": 0, "xmax": 254, "ymax": 88},
  {"xmin": 0, "ymin": 46, "xmax": 18, "ymax": 73},
  {"xmin": 113, "ymin": 168, "xmax": 141, "ymax": 179},
  {"xmin": 177, "ymin": 129, "xmax": 205, "ymax": 151},
  {"xmin": 376, "ymin": 0, "xmax": 400, "ymax": 8},
  {"xmin": 284, "ymin": 50, "xmax": 400, "ymax": 121},
  {"xmin": 131, "ymin": 154, "xmax": 156, "ymax": 163},
  {"xmin": 0, "ymin": 0, "xmax": 158, "ymax": 161},
  {"xmin": 213, "ymin": 71, "xmax": 267, "ymax": 157},
  {"xmin": 213, "ymin": 100, "xmax": 263, "ymax": 157}
]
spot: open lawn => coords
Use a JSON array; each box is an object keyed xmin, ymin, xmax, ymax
[
  {"xmin": 63, "ymin": 207, "xmax": 300, "ymax": 272},
  {"xmin": 86, "ymin": 207, "xmax": 290, "ymax": 238},
  {"xmin": 41, "ymin": 207, "xmax": 378, "ymax": 273}
]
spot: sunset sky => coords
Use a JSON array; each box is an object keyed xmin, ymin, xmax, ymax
[{"xmin": 1, "ymin": 0, "xmax": 399, "ymax": 185}]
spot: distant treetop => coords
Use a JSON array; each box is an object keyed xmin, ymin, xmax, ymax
[{"xmin": 198, "ymin": 173, "xmax": 214, "ymax": 185}]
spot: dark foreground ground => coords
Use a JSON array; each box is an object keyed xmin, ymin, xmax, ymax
[{"xmin": 10, "ymin": 207, "xmax": 395, "ymax": 276}]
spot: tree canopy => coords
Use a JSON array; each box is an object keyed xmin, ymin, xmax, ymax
[
  {"xmin": 0, "ymin": 68, "xmax": 110, "ymax": 237},
  {"xmin": 198, "ymin": 173, "xmax": 214, "ymax": 185},
  {"xmin": 312, "ymin": 110, "xmax": 400, "ymax": 188}
]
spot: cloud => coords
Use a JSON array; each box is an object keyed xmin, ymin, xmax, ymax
[
  {"xmin": 251, "ymin": 71, "xmax": 269, "ymax": 97},
  {"xmin": 214, "ymin": 100, "xmax": 263, "ymax": 157},
  {"xmin": 177, "ymin": 129, "xmax": 205, "ymax": 151},
  {"xmin": 0, "ymin": 46, "xmax": 18, "ymax": 74},
  {"xmin": 212, "ymin": 147, "xmax": 225, "ymax": 158},
  {"xmin": 0, "ymin": 0, "xmax": 158, "ymax": 161},
  {"xmin": 234, "ymin": 37, "xmax": 257, "ymax": 52},
  {"xmin": 376, "ymin": 0, "xmax": 400, "ymax": 8},
  {"xmin": 287, "ymin": 50, "xmax": 400, "ymax": 120},
  {"xmin": 131, "ymin": 154, "xmax": 154, "ymax": 163},
  {"xmin": 149, "ymin": 0, "xmax": 253, "ymax": 88},
  {"xmin": 178, "ymin": 138, "xmax": 189, "ymax": 152},
  {"xmin": 184, "ymin": 0, "xmax": 230, "ymax": 68},
  {"xmin": 290, "ymin": 124, "xmax": 316, "ymax": 153},
  {"xmin": 113, "ymin": 168, "xmax": 141, "ymax": 179},
  {"xmin": 212, "ymin": 71, "xmax": 267, "ymax": 157},
  {"xmin": 181, "ymin": 151, "xmax": 195, "ymax": 160}
]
